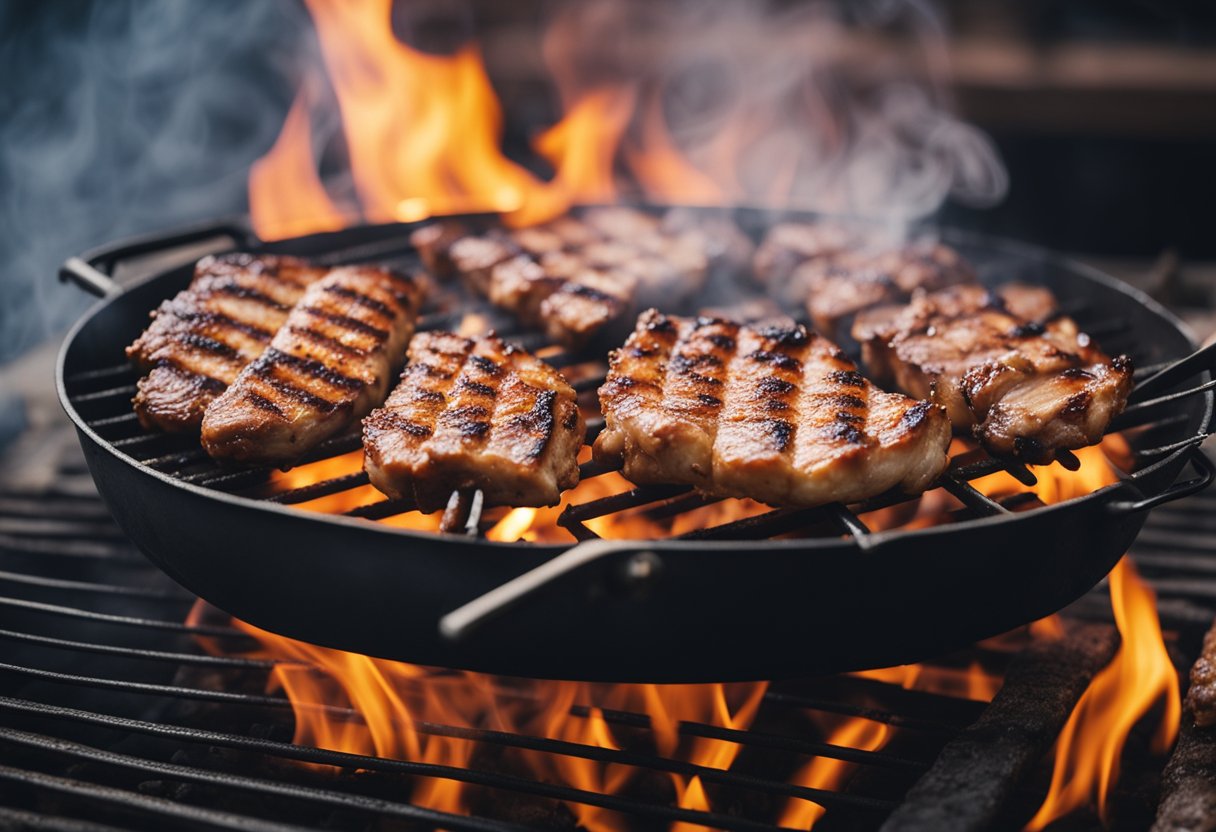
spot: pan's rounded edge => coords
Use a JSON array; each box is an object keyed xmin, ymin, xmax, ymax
[{"xmin": 53, "ymin": 214, "xmax": 1211, "ymax": 682}]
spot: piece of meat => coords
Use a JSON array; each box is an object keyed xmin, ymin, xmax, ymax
[
  {"xmin": 752, "ymin": 220, "xmax": 863, "ymax": 290},
  {"xmin": 415, "ymin": 207, "xmax": 735, "ymax": 347},
  {"xmin": 800, "ymin": 242, "xmax": 974, "ymax": 337},
  {"xmin": 363, "ymin": 331, "xmax": 584, "ymax": 512},
  {"xmin": 201, "ymin": 265, "xmax": 425, "ymax": 466},
  {"xmin": 853, "ymin": 284, "xmax": 1133, "ymax": 463},
  {"xmin": 594, "ymin": 310, "xmax": 951, "ymax": 507},
  {"xmin": 126, "ymin": 253, "xmax": 328, "ymax": 433},
  {"xmin": 410, "ymin": 221, "xmax": 467, "ymax": 278},
  {"xmin": 1187, "ymin": 618, "xmax": 1216, "ymax": 728}
]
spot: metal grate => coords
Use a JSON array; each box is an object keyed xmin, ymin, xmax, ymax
[
  {"xmin": 1, "ymin": 438, "xmax": 1214, "ymax": 829},
  {"xmin": 60, "ymin": 230, "xmax": 1215, "ymax": 549}
]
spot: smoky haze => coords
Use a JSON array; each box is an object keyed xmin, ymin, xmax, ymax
[
  {"xmin": 0, "ymin": 0, "xmax": 1006, "ymax": 366},
  {"xmin": 0, "ymin": 0, "xmax": 311, "ymax": 364}
]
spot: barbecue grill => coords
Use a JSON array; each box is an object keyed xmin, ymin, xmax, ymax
[{"xmin": 56, "ymin": 207, "xmax": 1216, "ymax": 682}]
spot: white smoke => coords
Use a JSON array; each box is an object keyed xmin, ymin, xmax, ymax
[{"xmin": 0, "ymin": 0, "xmax": 314, "ymax": 364}]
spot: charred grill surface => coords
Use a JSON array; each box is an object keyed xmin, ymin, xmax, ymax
[
  {"xmin": 200, "ymin": 266, "xmax": 425, "ymax": 466},
  {"xmin": 126, "ymin": 253, "xmax": 328, "ymax": 432},
  {"xmin": 363, "ymin": 332, "xmax": 584, "ymax": 512},
  {"xmin": 854, "ymin": 284, "xmax": 1134, "ymax": 464},
  {"xmin": 594, "ymin": 309, "xmax": 952, "ymax": 508}
]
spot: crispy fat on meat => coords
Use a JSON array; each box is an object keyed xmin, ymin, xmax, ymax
[
  {"xmin": 126, "ymin": 253, "xmax": 328, "ymax": 433},
  {"xmin": 363, "ymin": 332, "xmax": 584, "ymax": 512},
  {"xmin": 594, "ymin": 310, "xmax": 951, "ymax": 508},
  {"xmin": 853, "ymin": 284, "xmax": 1133, "ymax": 463},
  {"xmin": 200, "ymin": 266, "xmax": 425, "ymax": 466}
]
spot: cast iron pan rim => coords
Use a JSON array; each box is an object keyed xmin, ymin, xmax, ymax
[{"xmin": 55, "ymin": 217, "xmax": 1210, "ymax": 555}]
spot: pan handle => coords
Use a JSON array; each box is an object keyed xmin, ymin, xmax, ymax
[
  {"xmin": 1132, "ymin": 338, "xmax": 1216, "ymax": 401},
  {"xmin": 59, "ymin": 217, "xmax": 258, "ymax": 298},
  {"xmin": 438, "ymin": 539, "xmax": 664, "ymax": 642},
  {"xmin": 1107, "ymin": 445, "xmax": 1214, "ymax": 515}
]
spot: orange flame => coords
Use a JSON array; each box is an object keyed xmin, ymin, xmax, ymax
[
  {"xmin": 249, "ymin": 84, "xmax": 347, "ymax": 240},
  {"xmin": 248, "ymin": 1, "xmax": 725, "ymax": 238},
  {"xmin": 1024, "ymin": 558, "xmax": 1181, "ymax": 829}
]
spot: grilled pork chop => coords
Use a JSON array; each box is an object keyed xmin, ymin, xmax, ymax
[
  {"xmin": 799, "ymin": 242, "xmax": 975, "ymax": 338},
  {"xmin": 594, "ymin": 310, "xmax": 951, "ymax": 507},
  {"xmin": 853, "ymin": 284, "xmax": 1133, "ymax": 463},
  {"xmin": 126, "ymin": 253, "xmax": 328, "ymax": 432},
  {"xmin": 413, "ymin": 208, "xmax": 731, "ymax": 346},
  {"xmin": 200, "ymin": 265, "xmax": 425, "ymax": 466},
  {"xmin": 363, "ymin": 332, "xmax": 584, "ymax": 511}
]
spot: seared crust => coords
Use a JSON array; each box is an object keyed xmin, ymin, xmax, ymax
[
  {"xmin": 416, "ymin": 207, "xmax": 735, "ymax": 346},
  {"xmin": 200, "ymin": 266, "xmax": 424, "ymax": 466},
  {"xmin": 594, "ymin": 310, "xmax": 951, "ymax": 507},
  {"xmin": 852, "ymin": 284, "xmax": 1133, "ymax": 463},
  {"xmin": 363, "ymin": 332, "xmax": 584, "ymax": 511},
  {"xmin": 800, "ymin": 242, "xmax": 974, "ymax": 337},
  {"xmin": 126, "ymin": 253, "xmax": 329, "ymax": 433},
  {"xmin": 1187, "ymin": 618, "xmax": 1216, "ymax": 728}
]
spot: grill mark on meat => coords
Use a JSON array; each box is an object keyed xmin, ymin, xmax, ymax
[
  {"xmin": 249, "ymin": 364, "xmax": 339, "ymax": 412},
  {"xmin": 302, "ymin": 307, "xmax": 391, "ymax": 340},
  {"xmin": 514, "ymin": 389, "xmax": 557, "ymax": 459},
  {"xmin": 757, "ymin": 377, "xmax": 795, "ymax": 396},
  {"xmin": 261, "ymin": 347, "xmax": 365, "ymax": 391},
  {"xmin": 212, "ymin": 280, "xmax": 290, "ymax": 311},
  {"xmin": 180, "ymin": 332, "xmax": 243, "ymax": 361},
  {"xmin": 245, "ymin": 391, "xmax": 287, "ymax": 419},
  {"xmin": 323, "ymin": 283, "xmax": 400, "ymax": 319},
  {"xmin": 173, "ymin": 309, "xmax": 275, "ymax": 341},
  {"xmin": 287, "ymin": 325, "xmax": 371, "ymax": 357},
  {"xmin": 829, "ymin": 370, "xmax": 865, "ymax": 387},
  {"xmin": 898, "ymin": 400, "xmax": 933, "ymax": 432},
  {"xmin": 469, "ymin": 355, "xmax": 502, "ymax": 376},
  {"xmin": 748, "ymin": 350, "xmax": 802, "ymax": 372},
  {"xmin": 766, "ymin": 418, "xmax": 795, "ymax": 451},
  {"xmin": 156, "ymin": 360, "xmax": 227, "ymax": 392},
  {"xmin": 459, "ymin": 380, "xmax": 497, "ymax": 398}
]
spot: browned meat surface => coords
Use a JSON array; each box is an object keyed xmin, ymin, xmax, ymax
[
  {"xmin": 1187, "ymin": 618, "xmax": 1216, "ymax": 728},
  {"xmin": 201, "ymin": 266, "xmax": 425, "ymax": 466},
  {"xmin": 417, "ymin": 207, "xmax": 738, "ymax": 346},
  {"xmin": 363, "ymin": 332, "xmax": 584, "ymax": 511},
  {"xmin": 853, "ymin": 284, "xmax": 1133, "ymax": 463},
  {"xmin": 126, "ymin": 253, "xmax": 328, "ymax": 433},
  {"xmin": 594, "ymin": 310, "xmax": 951, "ymax": 507},
  {"xmin": 752, "ymin": 221, "xmax": 862, "ymax": 290},
  {"xmin": 800, "ymin": 242, "xmax": 974, "ymax": 337},
  {"xmin": 409, "ymin": 221, "xmax": 467, "ymax": 278}
]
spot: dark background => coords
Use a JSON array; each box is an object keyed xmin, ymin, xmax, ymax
[{"xmin": 2, "ymin": 0, "xmax": 1214, "ymax": 366}]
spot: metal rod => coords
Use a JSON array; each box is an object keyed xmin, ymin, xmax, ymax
[{"xmin": 0, "ymin": 695, "xmax": 855, "ymax": 830}]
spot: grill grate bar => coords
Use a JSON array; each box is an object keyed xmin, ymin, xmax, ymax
[
  {"xmin": 761, "ymin": 691, "xmax": 972, "ymax": 734},
  {"xmin": 0, "ymin": 761, "xmax": 312, "ymax": 832},
  {"xmin": 939, "ymin": 476, "xmax": 1011, "ymax": 516},
  {"xmin": 0, "ymin": 626, "xmax": 288, "ymax": 669},
  {"xmin": 0, "ymin": 568, "xmax": 188, "ymax": 601},
  {"xmin": 67, "ymin": 384, "xmax": 138, "ymax": 404},
  {"xmin": 265, "ymin": 472, "xmax": 369, "ymax": 505},
  {"xmin": 0, "ymin": 727, "xmax": 529, "ymax": 832},
  {"xmin": 0, "ymin": 653, "xmax": 938, "ymax": 784},
  {"xmin": 0, "ymin": 695, "xmax": 865, "ymax": 830},
  {"xmin": 0, "ymin": 595, "xmax": 255, "ymax": 640}
]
